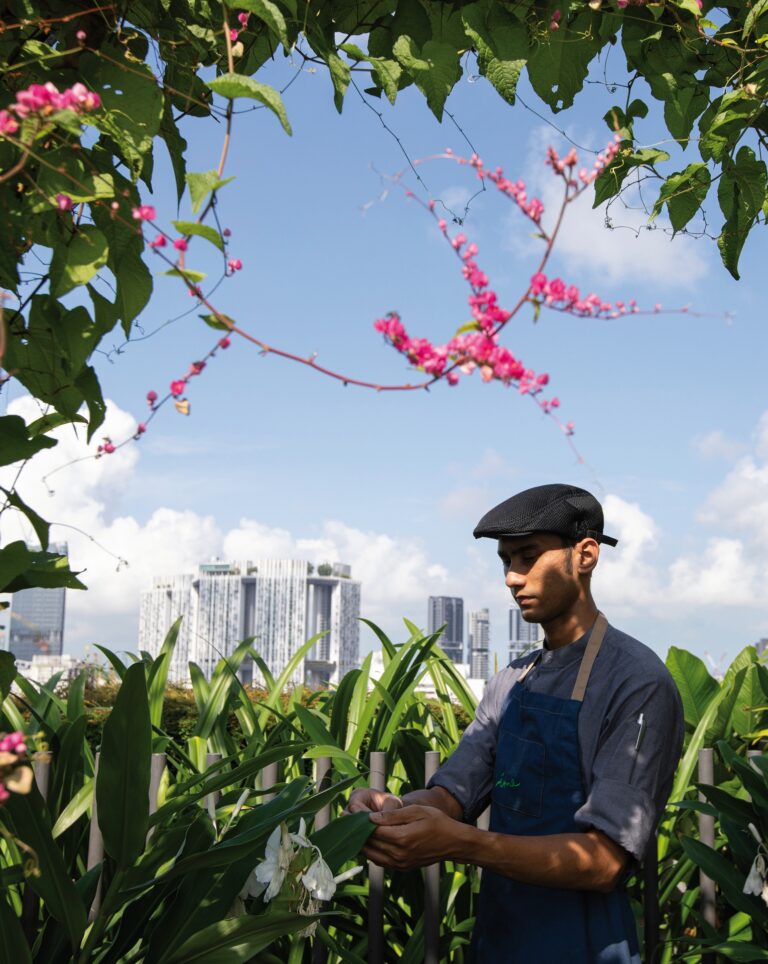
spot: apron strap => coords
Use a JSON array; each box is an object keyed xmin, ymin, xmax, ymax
[{"xmin": 570, "ymin": 612, "xmax": 608, "ymax": 702}]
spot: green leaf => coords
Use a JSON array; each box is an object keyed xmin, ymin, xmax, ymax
[
  {"xmin": 4, "ymin": 784, "xmax": 87, "ymax": 948},
  {"xmin": 392, "ymin": 36, "xmax": 460, "ymax": 121},
  {"xmin": 0, "ymin": 651, "xmax": 15, "ymax": 700},
  {"xmin": 2, "ymin": 544, "xmax": 86, "ymax": 594},
  {"xmin": 717, "ymin": 145, "xmax": 767, "ymax": 278},
  {"xmin": 0, "ymin": 414, "xmax": 56, "ymax": 466},
  {"xmin": 185, "ymin": 170, "xmax": 237, "ymax": 215},
  {"xmin": 199, "ymin": 311, "xmax": 236, "ymax": 332},
  {"xmin": 527, "ymin": 9, "xmax": 605, "ymax": 112},
  {"xmin": 665, "ymin": 646, "xmax": 719, "ymax": 728},
  {"xmin": 162, "ymin": 267, "xmax": 207, "ymax": 283},
  {"xmin": 310, "ymin": 811, "xmax": 375, "ymax": 873},
  {"xmin": 96, "ymin": 661, "xmax": 152, "ymax": 866},
  {"xmin": 1, "ymin": 486, "xmax": 50, "ymax": 549},
  {"xmin": 680, "ymin": 836, "xmax": 768, "ymax": 927},
  {"xmin": 651, "ymin": 163, "xmax": 711, "ymax": 233},
  {"xmin": 148, "ymin": 617, "xmax": 182, "ymax": 729},
  {"xmin": 744, "ymin": 0, "xmax": 768, "ymax": 39},
  {"xmin": 50, "ymin": 225, "xmax": 109, "ymax": 296},
  {"xmin": 164, "ymin": 912, "xmax": 318, "ymax": 963},
  {"xmin": 593, "ymin": 147, "xmax": 670, "ymax": 208},
  {"xmin": 26, "ymin": 412, "xmax": 87, "ymax": 437},
  {"xmin": 171, "ymin": 220, "xmax": 225, "ymax": 252},
  {"xmin": 462, "ymin": 3, "xmax": 527, "ymax": 106},
  {"xmin": 238, "ymin": 0, "xmax": 289, "ymax": 48},
  {"xmin": 160, "ymin": 97, "xmax": 189, "ymax": 205},
  {"xmin": 705, "ymin": 944, "xmax": 768, "ymax": 962},
  {"xmin": 207, "ymin": 74, "xmax": 291, "ymax": 134},
  {"xmin": 0, "ymin": 891, "xmax": 33, "ymax": 964}
]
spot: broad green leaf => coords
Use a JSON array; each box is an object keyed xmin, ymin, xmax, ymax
[
  {"xmin": 185, "ymin": 170, "xmax": 236, "ymax": 214},
  {"xmin": 0, "ymin": 414, "xmax": 57, "ymax": 466},
  {"xmin": 744, "ymin": 0, "xmax": 768, "ymax": 39},
  {"xmin": 163, "ymin": 912, "xmax": 317, "ymax": 964},
  {"xmin": 148, "ymin": 617, "xmax": 183, "ymax": 728},
  {"xmin": 462, "ymin": 3, "xmax": 527, "ymax": 106},
  {"xmin": 26, "ymin": 412, "xmax": 87, "ymax": 437},
  {"xmin": 665, "ymin": 646, "xmax": 719, "ymax": 728},
  {"xmin": 2, "ymin": 545, "xmax": 86, "ymax": 594},
  {"xmin": 705, "ymin": 944, "xmax": 768, "ymax": 962},
  {"xmin": 4, "ymin": 784, "xmax": 87, "ymax": 948},
  {"xmin": 238, "ymin": 0, "xmax": 289, "ymax": 48},
  {"xmin": 171, "ymin": 220, "xmax": 225, "ymax": 252},
  {"xmin": 392, "ymin": 36, "xmax": 460, "ymax": 121},
  {"xmin": 207, "ymin": 74, "xmax": 291, "ymax": 134},
  {"xmin": 162, "ymin": 267, "xmax": 207, "ymax": 283},
  {"xmin": 310, "ymin": 811, "xmax": 375, "ymax": 873},
  {"xmin": 651, "ymin": 163, "xmax": 711, "ymax": 233},
  {"xmin": 0, "ymin": 651, "xmax": 15, "ymax": 700},
  {"xmin": 50, "ymin": 225, "xmax": 109, "ymax": 296},
  {"xmin": 0, "ymin": 893, "xmax": 33, "ymax": 964},
  {"xmin": 51, "ymin": 778, "xmax": 93, "ymax": 839},
  {"xmin": 96, "ymin": 661, "xmax": 152, "ymax": 866},
  {"xmin": 1, "ymin": 486, "xmax": 50, "ymax": 549},
  {"xmin": 528, "ymin": 9, "xmax": 606, "ymax": 112}
]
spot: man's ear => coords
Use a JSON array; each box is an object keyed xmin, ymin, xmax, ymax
[{"xmin": 577, "ymin": 538, "xmax": 599, "ymax": 575}]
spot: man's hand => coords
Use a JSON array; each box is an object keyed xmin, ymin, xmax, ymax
[
  {"xmin": 345, "ymin": 787, "xmax": 404, "ymax": 814},
  {"xmin": 363, "ymin": 805, "xmax": 464, "ymax": 870}
]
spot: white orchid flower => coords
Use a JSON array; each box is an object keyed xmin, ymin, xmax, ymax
[
  {"xmin": 302, "ymin": 856, "xmax": 364, "ymax": 902},
  {"xmin": 744, "ymin": 853, "xmax": 765, "ymax": 896},
  {"xmin": 252, "ymin": 822, "xmax": 296, "ymax": 901},
  {"xmin": 290, "ymin": 817, "xmax": 312, "ymax": 849}
]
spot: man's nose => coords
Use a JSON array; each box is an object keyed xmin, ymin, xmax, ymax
[{"xmin": 505, "ymin": 568, "xmax": 525, "ymax": 590}]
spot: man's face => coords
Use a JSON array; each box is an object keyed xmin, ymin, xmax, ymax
[{"xmin": 497, "ymin": 532, "xmax": 580, "ymax": 625}]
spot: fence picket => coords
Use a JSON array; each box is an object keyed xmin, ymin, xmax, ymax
[
  {"xmin": 424, "ymin": 750, "xmax": 441, "ymax": 964},
  {"xmin": 368, "ymin": 751, "xmax": 386, "ymax": 964},
  {"xmin": 698, "ymin": 748, "xmax": 716, "ymax": 964}
]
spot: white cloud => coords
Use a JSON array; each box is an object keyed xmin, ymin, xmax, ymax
[
  {"xmin": 668, "ymin": 538, "xmax": 763, "ymax": 607},
  {"xmin": 692, "ymin": 429, "xmax": 746, "ymax": 462},
  {"xmin": 592, "ymin": 494, "xmax": 659, "ymax": 615}
]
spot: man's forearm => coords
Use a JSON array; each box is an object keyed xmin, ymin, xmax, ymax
[
  {"xmin": 449, "ymin": 822, "xmax": 627, "ymax": 892},
  {"xmin": 401, "ymin": 785, "xmax": 463, "ymax": 820}
]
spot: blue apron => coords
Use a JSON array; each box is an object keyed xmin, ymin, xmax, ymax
[{"xmin": 472, "ymin": 614, "xmax": 640, "ymax": 963}]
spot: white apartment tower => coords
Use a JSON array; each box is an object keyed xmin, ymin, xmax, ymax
[
  {"xmin": 139, "ymin": 560, "xmax": 360, "ymax": 686},
  {"xmin": 468, "ymin": 608, "xmax": 491, "ymax": 681}
]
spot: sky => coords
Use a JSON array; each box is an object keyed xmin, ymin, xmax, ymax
[{"xmin": 1, "ymin": 42, "xmax": 767, "ymax": 675}]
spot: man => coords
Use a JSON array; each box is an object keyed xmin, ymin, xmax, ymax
[{"xmin": 347, "ymin": 483, "xmax": 684, "ymax": 962}]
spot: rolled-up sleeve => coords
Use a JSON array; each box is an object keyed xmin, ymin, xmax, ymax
[
  {"xmin": 427, "ymin": 671, "xmax": 510, "ymax": 822},
  {"xmin": 574, "ymin": 674, "xmax": 684, "ymax": 860}
]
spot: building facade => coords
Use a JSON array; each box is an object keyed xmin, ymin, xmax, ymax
[
  {"xmin": 427, "ymin": 596, "xmax": 464, "ymax": 664},
  {"xmin": 468, "ymin": 608, "xmax": 491, "ymax": 681},
  {"xmin": 7, "ymin": 543, "xmax": 68, "ymax": 661},
  {"xmin": 508, "ymin": 603, "xmax": 542, "ymax": 664},
  {"xmin": 139, "ymin": 559, "xmax": 360, "ymax": 686}
]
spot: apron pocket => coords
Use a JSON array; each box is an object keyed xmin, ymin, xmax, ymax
[{"xmin": 492, "ymin": 732, "xmax": 545, "ymax": 818}]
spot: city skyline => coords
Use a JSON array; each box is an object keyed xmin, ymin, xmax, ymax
[{"xmin": 5, "ymin": 542, "xmax": 68, "ymax": 662}]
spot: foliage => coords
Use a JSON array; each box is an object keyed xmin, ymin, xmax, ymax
[
  {"xmin": 628, "ymin": 644, "xmax": 768, "ymax": 962},
  {"xmin": 0, "ymin": 620, "xmax": 480, "ymax": 961},
  {"xmin": 0, "ymin": 0, "xmax": 758, "ymax": 601}
]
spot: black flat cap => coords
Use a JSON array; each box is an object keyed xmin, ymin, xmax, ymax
[{"xmin": 473, "ymin": 483, "xmax": 618, "ymax": 547}]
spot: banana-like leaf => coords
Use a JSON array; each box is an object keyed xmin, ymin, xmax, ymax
[
  {"xmin": 163, "ymin": 912, "xmax": 318, "ymax": 964},
  {"xmin": 310, "ymin": 810, "xmax": 375, "ymax": 872}
]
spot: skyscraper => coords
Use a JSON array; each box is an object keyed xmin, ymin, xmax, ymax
[
  {"xmin": 508, "ymin": 603, "xmax": 542, "ymax": 664},
  {"xmin": 428, "ymin": 596, "xmax": 464, "ymax": 663},
  {"xmin": 139, "ymin": 559, "xmax": 360, "ymax": 687},
  {"xmin": 468, "ymin": 608, "xmax": 491, "ymax": 680},
  {"xmin": 7, "ymin": 542, "xmax": 68, "ymax": 661}
]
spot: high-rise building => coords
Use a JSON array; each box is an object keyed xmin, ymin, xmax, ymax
[
  {"xmin": 468, "ymin": 608, "xmax": 491, "ymax": 680},
  {"xmin": 508, "ymin": 603, "xmax": 542, "ymax": 664},
  {"xmin": 7, "ymin": 542, "xmax": 68, "ymax": 661},
  {"xmin": 428, "ymin": 596, "xmax": 464, "ymax": 663},
  {"xmin": 139, "ymin": 559, "xmax": 360, "ymax": 687}
]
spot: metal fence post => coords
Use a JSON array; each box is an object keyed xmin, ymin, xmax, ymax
[
  {"xmin": 698, "ymin": 748, "xmax": 716, "ymax": 964},
  {"xmin": 87, "ymin": 751, "xmax": 103, "ymax": 918},
  {"xmin": 642, "ymin": 833, "xmax": 660, "ymax": 963},
  {"xmin": 261, "ymin": 760, "xmax": 278, "ymax": 803},
  {"xmin": 314, "ymin": 755, "xmax": 331, "ymax": 830},
  {"xmin": 368, "ymin": 751, "xmax": 386, "ymax": 964},
  {"xmin": 205, "ymin": 752, "xmax": 222, "ymax": 819},
  {"xmin": 424, "ymin": 750, "xmax": 441, "ymax": 964}
]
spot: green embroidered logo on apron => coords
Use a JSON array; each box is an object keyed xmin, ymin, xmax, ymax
[{"xmin": 496, "ymin": 774, "xmax": 520, "ymax": 789}]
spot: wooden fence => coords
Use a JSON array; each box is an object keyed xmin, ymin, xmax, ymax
[{"xmin": 28, "ymin": 747, "xmax": 731, "ymax": 963}]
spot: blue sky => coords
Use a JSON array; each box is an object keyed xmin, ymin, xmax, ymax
[{"xmin": 2, "ymin": 46, "xmax": 767, "ymax": 673}]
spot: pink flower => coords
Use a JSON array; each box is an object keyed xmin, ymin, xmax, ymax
[
  {"xmin": 188, "ymin": 360, "xmax": 205, "ymax": 375},
  {"xmin": 137, "ymin": 423, "xmax": 146, "ymax": 434},
  {"xmin": 170, "ymin": 379, "xmax": 186, "ymax": 397},
  {"xmin": 146, "ymin": 390, "xmax": 158, "ymax": 405},
  {"xmin": 149, "ymin": 234, "xmax": 166, "ymax": 249},
  {"xmin": 229, "ymin": 27, "xmax": 239, "ymax": 41},
  {"xmin": 219, "ymin": 336, "xmax": 231, "ymax": 349},
  {"xmin": 227, "ymin": 258, "xmax": 242, "ymax": 272},
  {"xmin": 132, "ymin": 204, "xmax": 156, "ymax": 221},
  {"xmin": 76, "ymin": 29, "xmax": 87, "ymax": 41},
  {"xmin": 0, "ymin": 110, "xmax": 19, "ymax": 135},
  {"xmin": 56, "ymin": 193, "xmax": 73, "ymax": 211},
  {"xmin": 530, "ymin": 272, "xmax": 547, "ymax": 296},
  {"xmin": 446, "ymin": 371, "xmax": 459, "ymax": 386},
  {"xmin": 237, "ymin": 12, "xmax": 249, "ymax": 25},
  {"xmin": 103, "ymin": 441, "xmax": 115, "ymax": 454},
  {"xmin": 173, "ymin": 238, "xmax": 188, "ymax": 251}
]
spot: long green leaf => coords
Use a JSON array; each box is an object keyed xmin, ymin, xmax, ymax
[
  {"xmin": 163, "ymin": 912, "xmax": 316, "ymax": 963},
  {"xmin": 96, "ymin": 661, "xmax": 152, "ymax": 866},
  {"xmin": 52, "ymin": 777, "xmax": 93, "ymax": 838},
  {"xmin": 0, "ymin": 892, "xmax": 33, "ymax": 964},
  {"xmin": 148, "ymin": 616, "xmax": 183, "ymax": 729},
  {"xmin": 680, "ymin": 835, "xmax": 768, "ymax": 927},
  {"xmin": 310, "ymin": 811, "xmax": 374, "ymax": 873},
  {"xmin": 665, "ymin": 646, "xmax": 719, "ymax": 729}
]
